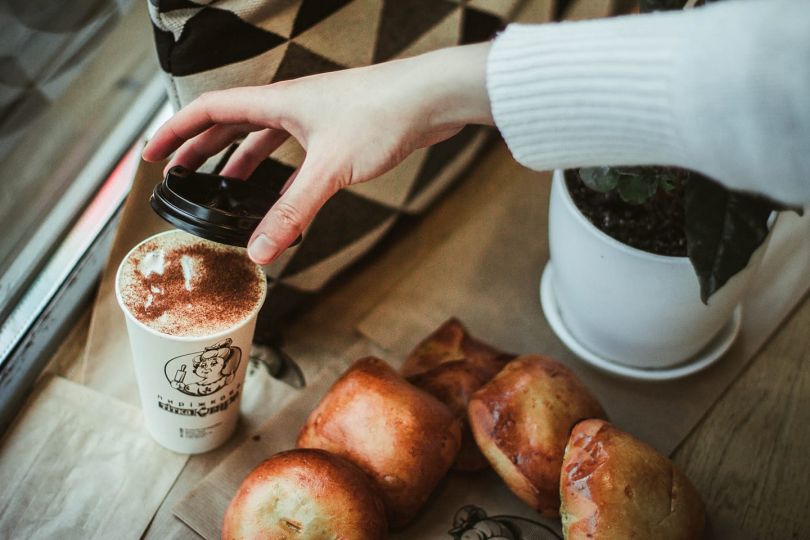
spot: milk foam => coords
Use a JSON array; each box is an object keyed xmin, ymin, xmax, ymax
[
  {"xmin": 118, "ymin": 231, "xmax": 265, "ymax": 337},
  {"xmin": 180, "ymin": 255, "xmax": 195, "ymax": 291},
  {"xmin": 138, "ymin": 248, "xmax": 165, "ymax": 278}
]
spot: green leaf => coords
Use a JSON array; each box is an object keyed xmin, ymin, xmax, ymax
[
  {"xmin": 616, "ymin": 175, "xmax": 659, "ymax": 205},
  {"xmin": 658, "ymin": 169, "xmax": 678, "ymax": 192},
  {"xmin": 684, "ymin": 173, "xmax": 773, "ymax": 303},
  {"xmin": 579, "ymin": 167, "xmax": 618, "ymax": 193}
]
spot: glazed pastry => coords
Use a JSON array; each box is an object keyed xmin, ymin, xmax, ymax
[
  {"xmin": 407, "ymin": 359, "xmax": 493, "ymax": 471},
  {"xmin": 403, "ymin": 318, "xmax": 514, "ymax": 470},
  {"xmin": 401, "ymin": 318, "xmax": 514, "ymax": 379},
  {"xmin": 468, "ymin": 355, "xmax": 606, "ymax": 517},
  {"xmin": 561, "ymin": 419, "xmax": 705, "ymax": 540},
  {"xmin": 297, "ymin": 357, "xmax": 461, "ymax": 528},
  {"xmin": 222, "ymin": 448, "xmax": 387, "ymax": 540}
]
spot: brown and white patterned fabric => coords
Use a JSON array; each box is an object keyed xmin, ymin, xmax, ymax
[{"xmin": 147, "ymin": 0, "xmax": 619, "ymax": 340}]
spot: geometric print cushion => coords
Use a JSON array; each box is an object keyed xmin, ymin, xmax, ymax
[{"xmin": 147, "ymin": 0, "xmax": 613, "ymax": 341}]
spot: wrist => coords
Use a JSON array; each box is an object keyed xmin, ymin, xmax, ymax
[{"xmin": 416, "ymin": 42, "xmax": 494, "ymax": 131}]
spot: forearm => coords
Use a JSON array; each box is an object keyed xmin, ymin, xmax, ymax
[{"xmin": 488, "ymin": 0, "xmax": 810, "ymax": 204}]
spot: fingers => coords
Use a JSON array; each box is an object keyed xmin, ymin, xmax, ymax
[
  {"xmin": 247, "ymin": 157, "xmax": 339, "ymax": 265},
  {"xmin": 219, "ymin": 129, "xmax": 290, "ymax": 180},
  {"xmin": 143, "ymin": 86, "xmax": 285, "ymax": 162},
  {"xmin": 279, "ymin": 167, "xmax": 301, "ymax": 194},
  {"xmin": 163, "ymin": 123, "xmax": 256, "ymax": 175}
]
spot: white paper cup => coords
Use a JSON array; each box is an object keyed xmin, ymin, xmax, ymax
[{"xmin": 115, "ymin": 230, "xmax": 266, "ymax": 454}]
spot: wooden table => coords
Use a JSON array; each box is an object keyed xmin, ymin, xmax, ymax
[{"xmin": 45, "ymin": 142, "xmax": 810, "ymax": 539}]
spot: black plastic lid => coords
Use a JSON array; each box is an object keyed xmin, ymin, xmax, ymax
[{"xmin": 150, "ymin": 166, "xmax": 300, "ymax": 248}]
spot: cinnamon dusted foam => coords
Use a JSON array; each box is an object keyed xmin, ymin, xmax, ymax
[{"xmin": 118, "ymin": 231, "xmax": 266, "ymax": 337}]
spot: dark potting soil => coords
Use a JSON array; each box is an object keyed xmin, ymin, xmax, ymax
[{"xmin": 564, "ymin": 168, "xmax": 687, "ymax": 257}]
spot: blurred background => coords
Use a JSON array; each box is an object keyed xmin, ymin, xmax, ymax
[
  {"xmin": 0, "ymin": 0, "xmax": 168, "ymax": 424},
  {"xmin": 1, "ymin": 0, "xmax": 162, "ymax": 316}
]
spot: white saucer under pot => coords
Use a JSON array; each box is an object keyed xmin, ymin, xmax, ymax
[{"xmin": 546, "ymin": 169, "xmax": 770, "ymax": 370}]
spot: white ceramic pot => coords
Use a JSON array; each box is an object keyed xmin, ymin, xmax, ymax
[{"xmin": 547, "ymin": 169, "xmax": 768, "ymax": 369}]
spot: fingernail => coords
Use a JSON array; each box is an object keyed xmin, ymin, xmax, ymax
[{"xmin": 248, "ymin": 234, "xmax": 278, "ymax": 264}]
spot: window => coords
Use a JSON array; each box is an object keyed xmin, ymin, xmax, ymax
[{"xmin": 0, "ymin": 0, "xmax": 169, "ymax": 427}]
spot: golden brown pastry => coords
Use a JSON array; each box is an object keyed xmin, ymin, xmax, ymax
[
  {"xmin": 222, "ymin": 448, "xmax": 387, "ymax": 540},
  {"xmin": 406, "ymin": 360, "xmax": 490, "ymax": 470},
  {"xmin": 297, "ymin": 357, "xmax": 462, "ymax": 528},
  {"xmin": 401, "ymin": 317, "xmax": 514, "ymax": 379},
  {"xmin": 468, "ymin": 355, "xmax": 606, "ymax": 517},
  {"xmin": 561, "ymin": 419, "xmax": 705, "ymax": 540},
  {"xmin": 403, "ymin": 318, "xmax": 515, "ymax": 471}
]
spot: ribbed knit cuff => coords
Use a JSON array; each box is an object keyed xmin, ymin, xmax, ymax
[{"xmin": 487, "ymin": 12, "xmax": 690, "ymax": 173}]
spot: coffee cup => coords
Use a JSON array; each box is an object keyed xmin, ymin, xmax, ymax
[{"xmin": 115, "ymin": 229, "xmax": 266, "ymax": 453}]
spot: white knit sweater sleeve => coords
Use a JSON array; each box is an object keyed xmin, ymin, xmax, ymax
[{"xmin": 487, "ymin": 0, "xmax": 810, "ymax": 204}]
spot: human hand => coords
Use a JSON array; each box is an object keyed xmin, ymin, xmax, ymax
[{"xmin": 142, "ymin": 43, "xmax": 492, "ymax": 264}]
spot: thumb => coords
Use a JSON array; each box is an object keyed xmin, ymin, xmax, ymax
[{"xmin": 247, "ymin": 157, "xmax": 338, "ymax": 265}]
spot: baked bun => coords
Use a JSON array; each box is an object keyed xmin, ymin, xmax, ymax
[
  {"xmin": 222, "ymin": 448, "xmax": 387, "ymax": 540},
  {"xmin": 468, "ymin": 355, "xmax": 605, "ymax": 517},
  {"xmin": 297, "ymin": 357, "xmax": 462, "ymax": 528},
  {"xmin": 403, "ymin": 319, "xmax": 514, "ymax": 471},
  {"xmin": 406, "ymin": 361, "xmax": 490, "ymax": 471},
  {"xmin": 401, "ymin": 318, "xmax": 514, "ymax": 379},
  {"xmin": 561, "ymin": 419, "xmax": 705, "ymax": 540}
]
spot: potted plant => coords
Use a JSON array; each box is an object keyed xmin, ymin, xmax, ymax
[{"xmin": 544, "ymin": 0, "xmax": 798, "ymax": 371}]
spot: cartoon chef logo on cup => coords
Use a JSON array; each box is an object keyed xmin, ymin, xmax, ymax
[{"xmin": 164, "ymin": 338, "xmax": 241, "ymax": 397}]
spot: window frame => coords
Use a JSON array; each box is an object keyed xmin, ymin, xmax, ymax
[{"xmin": 0, "ymin": 90, "xmax": 171, "ymax": 434}]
